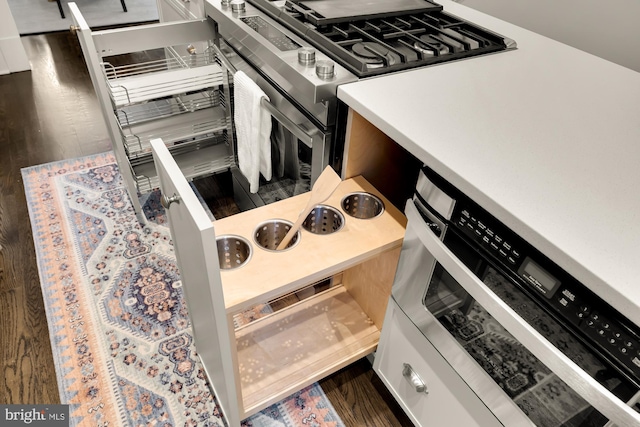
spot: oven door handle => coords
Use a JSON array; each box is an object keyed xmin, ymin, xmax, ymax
[
  {"xmin": 259, "ymin": 97, "xmax": 317, "ymax": 147},
  {"xmin": 405, "ymin": 199, "xmax": 640, "ymax": 427},
  {"xmin": 212, "ymin": 42, "xmax": 317, "ymax": 147}
]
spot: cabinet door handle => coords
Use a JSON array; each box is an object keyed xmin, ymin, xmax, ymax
[
  {"xmin": 402, "ymin": 363, "xmax": 428, "ymax": 394},
  {"xmin": 161, "ymin": 193, "xmax": 181, "ymax": 209}
]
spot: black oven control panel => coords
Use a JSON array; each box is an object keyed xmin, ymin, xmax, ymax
[
  {"xmin": 445, "ymin": 183, "xmax": 640, "ymax": 384},
  {"xmin": 457, "ymin": 209, "xmax": 522, "ymax": 266},
  {"xmin": 580, "ymin": 309, "xmax": 640, "ymax": 379}
]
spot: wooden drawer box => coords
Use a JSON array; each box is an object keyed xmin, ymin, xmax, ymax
[{"xmin": 152, "ymin": 138, "xmax": 405, "ymax": 425}]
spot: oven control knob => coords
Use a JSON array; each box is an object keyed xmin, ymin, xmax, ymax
[
  {"xmin": 230, "ymin": 0, "xmax": 245, "ymax": 13},
  {"xmin": 298, "ymin": 47, "xmax": 316, "ymax": 65},
  {"xmin": 315, "ymin": 60, "xmax": 335, "ymax": 80}
]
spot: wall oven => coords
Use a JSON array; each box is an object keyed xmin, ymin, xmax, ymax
[{"xmin": 376, "ymin": 166, "xmax": 640, "ymax": 426}]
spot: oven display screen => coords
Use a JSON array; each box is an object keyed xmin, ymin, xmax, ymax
[{"xmin": 518, "ymin": 257, "xmax": 560, "ymax": 298}]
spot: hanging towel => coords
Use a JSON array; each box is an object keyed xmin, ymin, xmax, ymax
[{"xmin": 234, "ymin": 70, "xmax": 272, "ymax": 193}]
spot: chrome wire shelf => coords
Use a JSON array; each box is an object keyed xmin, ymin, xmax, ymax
[
  {"xmin": 103, "ymin": 52, "xmax": 224, "ymax": 107},
  {"xmin": 73, "ymin": 11, "xmax": 234, "ymax": 218},
  {"xmin": 116, "ymin": 91, "xmax": 223, "ymax": 127},
  {"xmin": 103, "ymin": 51, "xmax": 214, "ymax": 79},
  {"xmin": 120, "ymin": 107, "xmax": 230, "ymax": 161}
]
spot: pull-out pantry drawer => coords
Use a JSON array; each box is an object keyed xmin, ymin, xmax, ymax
[{"xmin": 374, "ymin": 300, "xmax": 501, "ymax": 427}]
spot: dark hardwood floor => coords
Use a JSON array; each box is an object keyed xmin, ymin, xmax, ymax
[
  {"xmin": 0, "ymin": 31, "xmax": 111, "ymax": 406},
  {"xmin": 0, "ymin": 31, "xmax": 412, "ymax": 426}
]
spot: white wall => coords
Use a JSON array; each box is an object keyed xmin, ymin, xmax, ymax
[
  {"xmin": 456, "ymin": 0, "xmax": 640, "ymax": 72},
  {"xmin": 0, "ymin": 0, "xmax": 30, "ymax": 74}
]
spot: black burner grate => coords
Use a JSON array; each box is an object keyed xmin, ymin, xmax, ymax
[{"xmin": 283, "ymin": 6, "xmax": 512, "ymax": 77}]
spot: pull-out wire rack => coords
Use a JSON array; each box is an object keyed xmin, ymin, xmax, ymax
[
  {"xmin": 97, "ymin": 46, "xmax": 236, "ymax": 196},
  {"xmin": 102, "ymin": 52, "xmax": 224, "ymax": 106},
  {"xmin": 71, "ymin": 5, "xmax": 235, "ymax": 220}
]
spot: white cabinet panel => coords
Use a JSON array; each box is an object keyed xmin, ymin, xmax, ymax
[
  {"xmin": 374, "ymin": 300, "xmax": 502, "ymax": 427},
  {"xmin": 150, "ymin": 139, "xmax": 241, "ymax": 427}
]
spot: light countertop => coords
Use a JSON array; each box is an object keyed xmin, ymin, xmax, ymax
[{"xmin": 337, "ymin": 0, "xmax": 640, "ymax": 326}]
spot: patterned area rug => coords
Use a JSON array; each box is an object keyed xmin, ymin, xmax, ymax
[{"xmin": 22, "ymin": 151, "xmax": 345, "ymax": 427}]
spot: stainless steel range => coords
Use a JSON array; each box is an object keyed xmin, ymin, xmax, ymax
[
  {"xmin": 205, "ymin": 0, "xmax": 515, "ymax": 203},
  {"xmin": 239, "ymin": 0, "xmax": 516, "ymax": 77}
]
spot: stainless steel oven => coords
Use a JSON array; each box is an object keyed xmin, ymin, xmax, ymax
[
  {"xmin": 205, "ymin": 0, "xmax": 516, "ymax": 209},
  {"xmin": 207, "ymin": 0, "xmax": 358, "ymax": 209},
  {"xmin": 382, "ymin": 166, "xmax": 640, "ymax": 426},
  {"xmin": 214, "ymin": 38, "xmax": 337, "ymax": 209}
]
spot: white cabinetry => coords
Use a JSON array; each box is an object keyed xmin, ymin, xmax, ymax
[
  {"xmin": 0, "ymin": 0, "xmax": 30, "ymax": 74},
  {"xmin": 151, "ymin": 139, "xmax": 406, "ymax": 426},
  {"xmin": 70, "ymin": 3, "xmax": 234, "ymax": 221},
  {"xmin": 374, "ymin": 300, "xmax": 502, "ymax": 427}
]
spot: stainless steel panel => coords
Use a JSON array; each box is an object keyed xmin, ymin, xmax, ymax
[
  {"xmin": 295, "ymin": 0, "xmax": 441, "ymax": 24},
  {"xmin": 415, "ymin": 170, "xmax": 455, "ymax": 220},
  {"xmin": 395, "ymin": 199, "xmax": 640, "ymax": 427},
  {"xmin": 219, "ymin": 40, "xmax": 329, "ymax": 184},
  {"xmin": 206, "ymin": 0, "xmax": 357, "ymax": 125}
]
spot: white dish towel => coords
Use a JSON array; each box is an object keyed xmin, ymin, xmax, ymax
[{"xmin": 234, "ymin": 70, "xmax": 273, "ymax": 193}]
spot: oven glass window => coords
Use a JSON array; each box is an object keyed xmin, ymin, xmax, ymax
[
  {"xmin": 255, "ymin": 122, "xmax": 312, "ymax": 203},
  {"xmin": 423, "ymin": 261, "xmax": 638, "ymax": 427}
]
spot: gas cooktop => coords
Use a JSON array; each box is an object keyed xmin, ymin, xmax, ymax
[{"xmin": 251, "ymin": 0, "xmax": 516, "ymax": 77}]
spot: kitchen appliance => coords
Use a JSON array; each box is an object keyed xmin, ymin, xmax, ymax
[
  {"xmin": 73, "ymin": 0, "xmax": 517, "ymax": 220},
  {"xmin": 205, "ymin": 0, "xmax": 516, "ymax": 205},
  {"xmin": 213, "ymin": 37, "xmax": 346, "ymax": 210},
  {"xmin": 238, "ymin": 0, "xmax": 516, "ymax": 77},
  {"xmin": 375, "ymin": 166, "xmax": 640, "ymax": 426}
]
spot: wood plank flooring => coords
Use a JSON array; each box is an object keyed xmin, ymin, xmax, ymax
[
  {"xmin": 0, "ymin": 31, "xmax": 111, "ymax": 406},
  {"xmin": 0, "ymin": 31, "xmax": 412, "ymax": 426}
]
